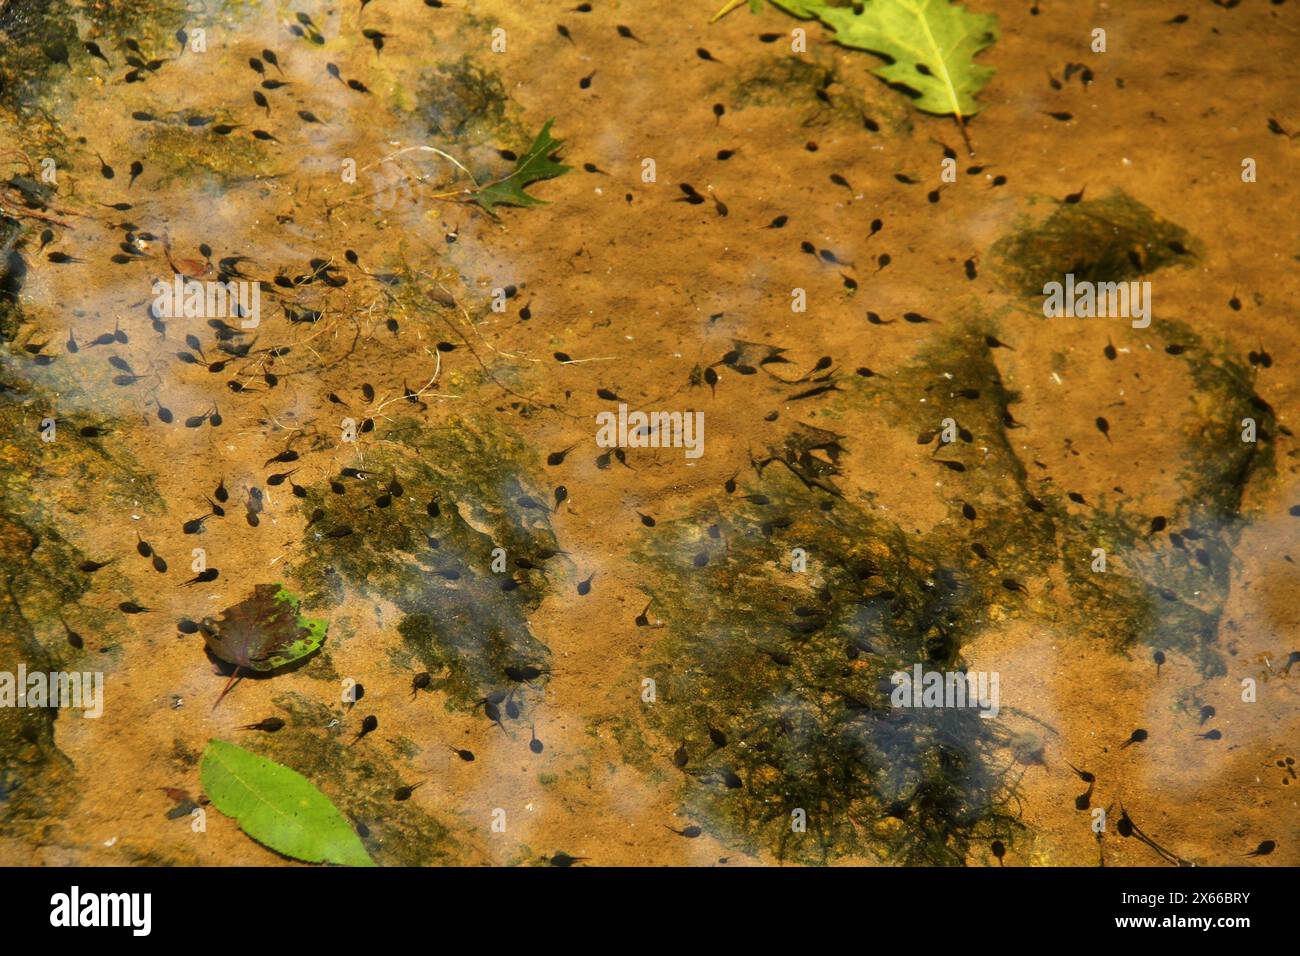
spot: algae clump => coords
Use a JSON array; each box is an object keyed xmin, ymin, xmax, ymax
[
  {"xmin": 298, "ymin": 416, "xmax": 556, "ymax": 709},
  {"xmin": 992, "ymin": 191, "xmax": 1195, "ymax": 296},
  {"xmin": 632, "ymin": 464, "xmax": 1023, "ymax": 865}
]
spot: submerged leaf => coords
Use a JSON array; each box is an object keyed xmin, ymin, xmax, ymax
[
  {"xmin": 202, "ymin": 583, "xmax": 327, "ymax": 672},
  {"xmin": 472, "ymin": 118, "xmax": 571, "ymax": 213},
  {"xmin": 200, "ymin": 740, "xmax": 374, "ymax": 866},
  {"xmin": 774, "ymin": 0, "xmax": 998, "ymax": 121}
]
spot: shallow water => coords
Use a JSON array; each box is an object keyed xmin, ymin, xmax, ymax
[{"xmin": 0, "ymin": 0, "xmax": 1297, "ymax": 866}]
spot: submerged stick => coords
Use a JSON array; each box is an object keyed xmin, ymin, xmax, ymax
[{"xmin": 213, "ymin": 665, "xmax": 243, "ymax": 710}]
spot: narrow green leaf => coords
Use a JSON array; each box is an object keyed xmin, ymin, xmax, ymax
[
  {"xmin": 200, "ymin": 740, "xmax": 374, "ymax": 867},
  {"xmin": 472, "ymin": 119, "xmax": 571, "ymax": 213}
]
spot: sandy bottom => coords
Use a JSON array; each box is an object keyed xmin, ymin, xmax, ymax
[{"xmin": 0, "ymin": 0, "xmax": 1296, "ymax": 867}]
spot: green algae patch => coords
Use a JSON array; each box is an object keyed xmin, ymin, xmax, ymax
[
  {"xmin": 631, "ymin": 464, "xmax": 1023, "ymax": 865},
  {"xmin": 729, "ymin": 53, "xmax": 909, "ymax": 132},
  {"xmin": 590, "ymin": 714, "xmax": 658, "ymax": 776},
  {"xmin": 144, "ymin": 124, "xmax": 280, "ymax": 185},
  {"xmin": 991, "ymin": 191, "xmax": 1195, "ymax": 297},
  {"xmin": 848, "ymin": 322, "xmax": 1274, "ymax": 677},
  {"xmin": 0, "ymin": 211, "xmax": 166, "ymax": 845},
  {"xmin": 853, "ymin": 326, "xmax": 1158, "ymax": 657},
  {"xmin": 1152, "ymin": 317, "xmax": 1277, "ymax": 514},
  {"xmin": 0, "ymin": 0, "xmax": 79, "ymax": 116},
  {"xmin": 1112, "ymin": 317, "xmax": 1278, "ymax": 675},
  {"xmin": 0, "ymin": 0, "xmax": 185, "ymax": 140},
  {"xmin": 731, "ymin": 54, "xmax": 832, "ymax": 108},
  {"xmin": 298, "ymin": 415, "xmax": 556, "ymax": 709},
  {"xmin": 414, "ymin": 55, "xmax": 518, "ymax": 144},
  {"xmin": 0, "ymin": 514, "xmax": 78, "ymax": 843},
  {"xmin": 81, "ymin": 0, "xmax": 190, "ymax": 44},
  {"xmin": 262, "ymin": 692, "xmax": 461, "ymax": 866},
  {"xmin": 0, "ymin": 370, "xmax": 155, "ymax": 842}
]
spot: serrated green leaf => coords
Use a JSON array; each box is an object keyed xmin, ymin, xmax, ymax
[
  {"xmin": 472, "ymin": 119, "xmax": 570, "ymax": 213},
  {"xmin": 201, "ymin": 740, "xmax": 374, "ymax": 867},
  {"xmin": 777, "ymin": 0, "xmax": 998, "ymax": 120}
]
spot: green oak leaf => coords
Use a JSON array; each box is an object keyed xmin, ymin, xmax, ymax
[
  {"xmin": 775, "ymin": 0, "xmax": 998, "ymax": 121},
  {"xmin": 472, "ymin": 119, "xmax": 571, "ymax": 213},
  {"xmin": 201, "ymin": 740, "xmax": 374, "ymax": 867},
  {"xmin": 201, "ymin": 583, "xmax": 327, "ymax": 672}
]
